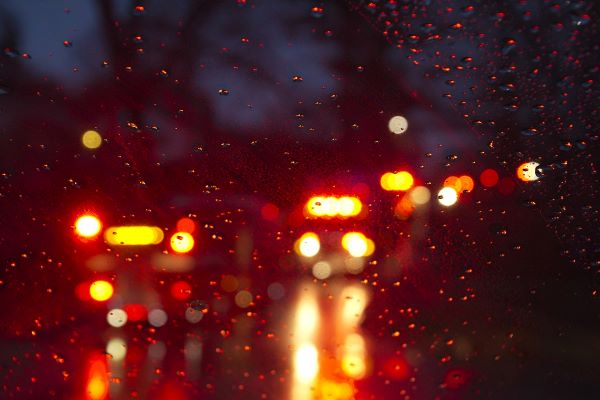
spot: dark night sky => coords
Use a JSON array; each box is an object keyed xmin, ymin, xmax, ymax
[{"xmin": 0, "ymin": 1, "xmax": 599, "ymax": 399}]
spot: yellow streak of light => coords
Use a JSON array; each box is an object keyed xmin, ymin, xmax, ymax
[
  {"xmin": 294, "ymin": 344, "xmax": 319, "ymax": 384},
  {"xmin": 305, "ymin": 196, "xmax": 362, "ymax": 218},
  {"xmin": 104, "ymin": 226, "xmax": 164, "ymax": 246},
  {"xmin": 340, "ymin": 333, "xmax": 367, "ymax": 379},
  {"xmin": 294, "ymin": 292, "xmax": 320, "ymax": 342},
  {"xmin": 338, "ymin": 285, "xmax": 369, "ymax": 332},
  {"xmin": 86, "ymin": 359, "xmax": 109, "ymax": 400},
  {"xmin": 291, "ymin": 288, "xmax": 321, "ymax": 400}
]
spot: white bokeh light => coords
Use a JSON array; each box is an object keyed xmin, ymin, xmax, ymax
[
  {"xmin": 106, "ymin": 308, "xmax": 127, "ymax": 328},
  {"xmin": 388, "ymin": 115, "xmax": 408, "ymax": 134},
  {"xmin": 148, "ymin": 309, "xmax": 168, "ymax": 327},
  {"xmin": 437, "ymin": 187, "xmax": 458, "ymax": 207}
]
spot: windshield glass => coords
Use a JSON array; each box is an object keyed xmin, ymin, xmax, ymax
[{"xmin": 1, "ymin": 1, "xmax": 598, "ymax": 399}]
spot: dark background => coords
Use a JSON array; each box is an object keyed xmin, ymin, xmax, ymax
[{"xmin": 0, "ymin": 0, "xmax": 598, "ymax": 399}]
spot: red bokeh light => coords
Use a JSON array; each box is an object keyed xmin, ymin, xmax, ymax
[
  {"xmin": 123, "ymin": 304, "xmax": 147, "ymax": 321},
  {"xmin": 170, "ymin": 280, "xmax": 192, "ymax": 300},
  {"xmin": 176, "ymin": 217, "xmax": 196, "ymax": 233},
  {"xmin": 444, "ymin": 368, "xmax": 471, "ymax": 389},
  {"xmin": 480, "ymin": 168, "xmax": 499, "ymax": 187},
  {"xmin": 383, "ymin": 357, "xmax": 410, "ymax": 380},
  {"xmin": 261, "ymin": 203, "xmax": 280, "ymax": 221}
]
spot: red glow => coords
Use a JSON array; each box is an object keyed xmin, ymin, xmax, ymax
[
  {"xmin": 176, "ymin": 217, "xmax": 196, "ymax": 233},
  {"xmin": 351, "ymin": 182, "xmax": 370, "ymax": 198},
  {"xmin": 75, "ymin": 282, "xmax": 91, "ymax": 301},
  {"xmin": 126, "ymin": 345, "xmax": 146, "ymax": 364},
  {"xmin": 124, "ymin": 304, "xmax": 147, "ymax": 321},
  {"xmin": 479, "ymin": 169, "xmax": 499, "ymax": 187},
  {"xmin": 383, "ymin": 357, "xmax": 410, "ymax": 380},
  {"xmin": 444, "ymin": 368, "xmax": 471, "ymax": 389},
  {"xmin": 157, "ymin": 382, "xmax": 188, "ymax": 400},
  {"xmin": 261, "ymin": 203, "xmax": 280, "ymax": 221},
  {"xmin": 170, "ymin": 280, "xmax": 192, "ymax": 300},
  {"xmin": 498, "ymin": 177, "xmax": 516, "ymax": 195}
]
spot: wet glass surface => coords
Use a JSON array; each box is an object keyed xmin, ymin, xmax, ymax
[{"xmin": 0, "ymin": 1, "xmax": 598, "ymax": 399}]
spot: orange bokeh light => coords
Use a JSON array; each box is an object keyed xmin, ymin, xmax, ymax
[
  {"xmin": 443, "ymin": 176, "xmax": 462, "ymax": 192},
  {"xmin": 394, "ymin": 195, "xmax": 415, "ymax": 220},
  {"xmin": 86, "ymin": 356, "xmax": 108, "ymax": 400},
  {"xmin": 176, "ymin": 217, "xmax": 196, "ymax": 233},
  {"xmin": 459, "ymin": 175, "xmax": 475, "ymax": 193}
]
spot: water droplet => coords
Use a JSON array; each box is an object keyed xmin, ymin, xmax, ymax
[
  {"xmin": 189, "ymin": 299, "xmax": 208, "ymax": 313},
  {"xmin": 521, "ymin": 128, "xmax": 539, "ymax": 137}
]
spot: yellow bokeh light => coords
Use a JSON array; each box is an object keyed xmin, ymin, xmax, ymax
[
  {"xmin": 82, "ymin": 130, "xmax": 102, "ymax": 149},
  {"xmin": 381, "ymin": 171, "xmax": 414, "ymax": 191},
  {"xmin": 75, "ymin": 215, "xmax": 102, "ymax": 238},
  {"xmin": 296, "ymin": 232, "xmax": 320, "ymax": 257},
  {"xmin": 437, "ymin": 187, "xmax": 458, "ymax": 207},
  {"xmin": 89, "ymin": 280, "xmax": 114, "ymax": 302},
  {"xmin": 380, "ymin": 172, "xmax": 394, "ymax": 191},
  {"xmin": 393, "ymin": 171, "xmax": 414, "ymax": 191},
  {"xmin": 104, "ymin": 226, "xmax": 164, "ymax": 246},
  {"xmin": 341, "ymin": 232, "xmax": 373, "ymax": 258},
  {"xmin": 341, "ymin": 354, "xmax": 366, "ymax": 379},
  {"xmin": 170, "ymin": 231, "xmax": 195, "ymax": 253}
]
